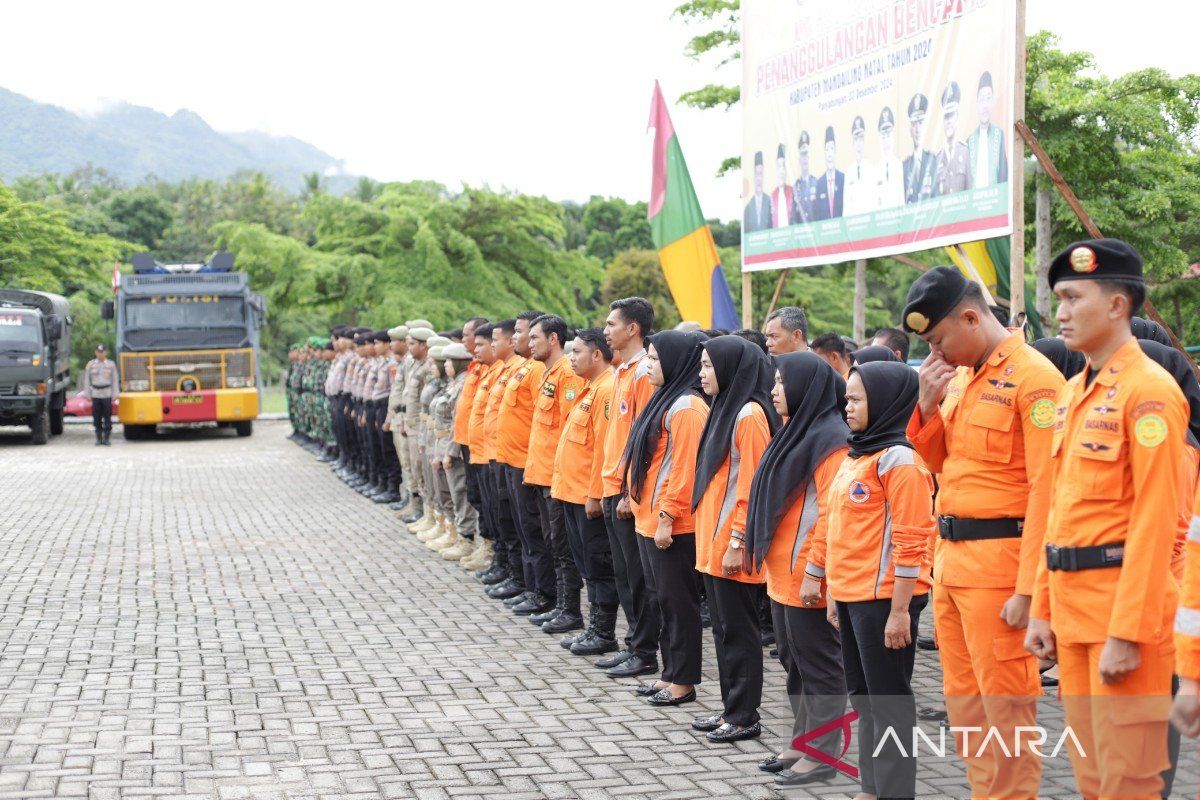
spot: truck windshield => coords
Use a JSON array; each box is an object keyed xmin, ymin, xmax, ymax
[
  {"xmin": 0, "ymin": 311, "xmax": 42, "ymax": 352},
  {"xmin": 125, "ymin": 296, "xmax": 246, "ymax": 329}
]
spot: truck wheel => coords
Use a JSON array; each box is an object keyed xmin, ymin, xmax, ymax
[
  {"xmin": 234, "ymin": 421, "xmax": 253, "ymax": 437},
  {"xmin": 123, "ymin": 424, "xmax": 154, "ymax": 441},
  {"xmin": 29, "ymin": 409, "xmax": 49, "ymax": 445},
  {"xmin": 49, "ymin": 395, "xmax": 64, "ymax": 436}
]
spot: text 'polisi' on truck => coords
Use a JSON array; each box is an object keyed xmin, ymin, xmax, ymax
[
  {"xmin": 101, "ymin": 252, "xmax": 266, "ymax": 440},
  {"xmin": 0, "ymin": 290, "xmax": 72, "ymax": 444}
]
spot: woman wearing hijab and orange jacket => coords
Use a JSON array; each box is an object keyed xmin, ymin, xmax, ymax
[
  {"xmin": 689, "ymin": 336, "xmax": 778, "ymax": 743},
  {"xmin": 747, "ymin": 352, "xmax": 850, "ymax": 788},
  {"xmin": 801, "ymin": 361, "xmax": 936, "ymax": 800},
  {"xmin": 624, "ymin": 330, "xmax": 710, "ymax": 707}
]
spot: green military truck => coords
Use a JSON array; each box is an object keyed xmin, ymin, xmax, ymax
[{"xmin": 0, "ymin": 289, "xmax": 72, "ymax": 444}]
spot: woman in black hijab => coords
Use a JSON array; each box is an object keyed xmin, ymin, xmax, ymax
[
  {"xmin": 850, "ymin": 344, "xmax": 900, "ymax": 364},
  {"xmin": 622, "ymin": 330, "xmax": 710, "ymax": 707},
  {"xmin": 800, "ymin": 361, "xmax": 935, "ymax": 800},
  {"xmin": 746, "ymin": 352, "xmax": 851, "ymax": 786},
  {"xmin": 688, "ymin": 336, "xmax": 777, "ymax": 742},
  {"xmin": 1131, "ymin": 316, "xmax": 1172, "ymax": 346},
  {"xmin": 1031, "ymin": 337, "xmax": 1086, "ymax": 380}
]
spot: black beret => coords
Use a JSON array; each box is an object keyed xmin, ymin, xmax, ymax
[
  {"xmin": 374, "ymin": 329, "xmax": 391, "ymax": 342},
  {"xmin": 1048, "ymin": 238, "xmax": 1143, "ymax": 289},
  {"xmin": 353, "ymin": 333, "xmax": 370, "ymax": 345},
  {"xmin": 902, "ymin": 266, "xmax": 972, "ymax": 334}
]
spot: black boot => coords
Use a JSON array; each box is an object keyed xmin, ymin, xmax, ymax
[
  {"xmin": 571, "ymin": 606, "xmax": 618, "ymax": 656},
  {"xmin": 543, "ymin": 580, "xmax": 583, "ymax": 634},
  {"xmin": 95, "ymin": 430, "xmax": 103, "ymax": 446},
  {"xmin": 530, "ymin": 573, "xmax": 565, "ymax": 626},
  {"xmin": 561, "ymin": 605, "xmax": 595, "ymax": 650},
  {"xmin": 102, "ymin": 430, "xmax": 111, "ymax": 445}
]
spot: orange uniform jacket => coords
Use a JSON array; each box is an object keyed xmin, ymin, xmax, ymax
[
  {"xmin": 453, "ymin": 360, "xmax": 484, "ymax": 446},
  {"xmin": 1176, "ymin": 485, "xmax": 1200, "ymax": 680},
  {"xmin": 695, "ymin": 403, "xmax": 771, "ymax": 584},
  {"xmin": 1173, "ymin": 445, "xmax": 1198, "ymax": 582},
  {"xmin": 806, "ymin": 446, "xmax": 936, "ymax": 602},
  {"xmin": 479, "ymin": 355, "xmax": 520, "ymax": 464},
  {"xmin": 551, "ymin": 369, "xmax": 615, "ymax": 505},
  {"xmin": 496, "ymin": 356, "xmax": 546, "ymax": 469},
  {"xmin": 630, "ymin": 394, "xmax": 709, "ymax": 537},
  {"xmin": 525, "ymin": 355, "xmax": 586, "ymax": 487},
  {"xmin": 467, "ymin": 360, "xmax": 505, "ymax": 465},
  {"xmin": 906, "ymin": 331, "xmax": 1064, "ymax": 594},
  {"xmin": 1031, "ymin": 338, "xmax": 1187, "ymax": 645},
  {"xmin": 601, "ymin": 349, "xmax": 655, "ymax": 498},
  {"xmin": 764, "ymin": 448, "xmax": 848, "ymax": 607}
]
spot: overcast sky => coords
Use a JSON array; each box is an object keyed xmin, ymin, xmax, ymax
[{"xmin": 1, "ymin": 1, "xmax": 1193, "ymax": 221}]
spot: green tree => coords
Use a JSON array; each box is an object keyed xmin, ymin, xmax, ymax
[{"xmin": 104, "ymin": 186, "xmax": 173, "ymax": 249}]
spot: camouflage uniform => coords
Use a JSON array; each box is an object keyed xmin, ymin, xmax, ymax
[
  {"xmin": 432, "ymin": 369, "xmax": 479, "ymax": 538},
  {"xmin": 403, "ymin": 354, "xmax": 434, "ymax": 506}
]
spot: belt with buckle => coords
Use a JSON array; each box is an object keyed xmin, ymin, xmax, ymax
[
  {"xmin": 1045, "ymin": 542, "xmax": 1125, "ymax": 572},
  {"xmin": 938, "ymin": 516, "xmax": 1023, "ymax": 542}
]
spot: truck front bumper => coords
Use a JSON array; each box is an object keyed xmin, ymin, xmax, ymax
[
  {"xmin": 0, "ymin": 395, "xmax": 42, "ymax": 420},
  {"xmin": 118, "ymin": 389, "xmax": 259, "ymax": 425}
]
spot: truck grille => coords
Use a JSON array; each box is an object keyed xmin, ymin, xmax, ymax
[{"xmin": 120, "ymin": 348, "xmax": 255, "ymax": 392}]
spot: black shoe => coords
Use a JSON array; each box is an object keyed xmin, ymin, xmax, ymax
[
  {"xmin": 570, "ymin": 631, "xmax": 617, "ymax": 656},
  {"xmin": 512, "ymin": 592, "xmax": 554, "ymax": 616},
  {"xmin": 917, "ymin": 706, "xmax": 948, "ymax": 722},
  {"xmin": 1041, "ymin": 673, "xmax": 1059, "ymax": 688},
  {"xmin": 917, "ymin": 634, "xmax": 938, "ymax": 651},
  {"xmin": 647, "ymin": 688, "xmax": 696, "ymax": 707},
  {"xmin": 595, "ymin": 650, "xmax": 632, "ymax": 670},
  {"xmin": 374, "ymin": 490, "xmax": 400, "ymax": 504},
  {"xmin": 479, "ymin": 567, "xmax": 508, "ymax": 586},
  {"xmin": 560, "ymin": 632, "xmax": 583, "ymax": 650},
  {"xmin": 502, "ymin": 590, "xmax": 531, "ymax": 606},
  {"xmin": 401, "ymin": 511, "xmax": 424, "ymax": 524},
  {"xmin": 636, "ymin": 682, "xmax": 668, "ymax": 697},
  {"xmin": 529, "ymin": 607, "xmax": 561, "ymax": 626},
  {"xmin": 542, "ymin": 610, "xmax": 583, "ymax": 634},
  {"xmin": 758, "ymin": 756, "xmax": 799, "ymax": 774},
  {"xmin": 775, "ymin": 764, "xmax": 837, "ymax": 786},
  {"xmin": 691, "ymin": 713, "xmax": 723, "ymax": 732},
  {"xmin": 760, "ymin": 632, "xmax": 776, "ymax": 647},
  {"xmin": 606, "ymin": 654, "xmax": 658, "ymax": 678},
  {"xmin": 488, "ymin": 580, "xmax": 523, "ymax": 600},
  {"xmin": 707, "ymin": 721, "xmax": 761, "ymax": 743},
  {"xmin": 769, "ymin": 648, "xmax": 779, "ymax": 658},
  {"xmin": 699, "ymin": 599, "xmax": 711, "ymax": 629}
]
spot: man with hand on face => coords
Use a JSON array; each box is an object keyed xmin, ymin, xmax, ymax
[
  {"xmin": 902, "ymin": 266, "xmax": 1063, "ymax": 800},
  {"xmin": 1026, "ymin": 239, "xmax": 1185, "ymax": 799}
]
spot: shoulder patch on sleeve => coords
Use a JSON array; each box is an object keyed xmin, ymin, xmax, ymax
[
  {"xmin": 1134, "ymin": 414, "xmax": 1168, "ymax": 448},
  {"xmin": 1030, "ymin": 398, "xmax": 1056, "ymax": 429},
  {"xmin": 877, "ymin": 445, "xmax": 916, "ymax": 476}
]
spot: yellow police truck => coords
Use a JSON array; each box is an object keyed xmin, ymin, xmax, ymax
[{"xmin": 102, "ymin": 252, "xmax": 266, "ymax": 440}]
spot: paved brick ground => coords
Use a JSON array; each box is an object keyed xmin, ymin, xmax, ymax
[{"xmin": 0, "ymin": 421, "xmax": 1195, "ymax": 799}]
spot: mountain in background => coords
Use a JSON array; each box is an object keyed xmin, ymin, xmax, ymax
[{"xmin": 0, "ymin": 87, "xmax": 354, "ymax": 192}]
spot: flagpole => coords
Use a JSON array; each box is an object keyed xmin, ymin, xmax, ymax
[{"xmin": 1009, "ymin": 0, "xmax": 1027, "ymax": 324}]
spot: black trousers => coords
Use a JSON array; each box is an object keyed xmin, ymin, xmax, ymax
[
  {"xmin": 772, "ymin": 600, "xmax": 847, "ymax": 757},
  {"xmin": 703, "ymin": 574, "xmax": 763, "ymax": 726},
  {"xmin": 374, "ymin": 399, "xmax": 400, "ymax": 485},
  {"xmin": 462, "ymin": 446, "xmax": 482, "ymax": 509},
  {"xmin": 489, "ymin": 462, "xmax": 523, "ymax": 586},
  {"xmin": 91, "ymin": 397, "xmax": 113, "ymax": 435},
  {"xmin": 464, "ymin": 455, "xmax": 492, "ymax": 541},
  {"xmin": 838, "ymin": 595, "xmax": 927, "ymax": 800},
  {"xmin": 536, "ymin": 488, "xmax": 581, "ymax": 598},
  {"xmin": 362, "ymin": 402, "xmax": 380, "ymax": 480},
  {"xmin": 563, "ymin": 502, "xmax": 618, "ymax": 608},
  {"xmin": 331, "ymin": 395, "xmax": 348, "ymax": 458},
  {"xmin": 503, "ymin": 465, "xmax": 555, "ymax": 596},
  {"xmin": 637, "ymin": 533, "xmax": 701, "ymax": 685},
  {"xmin": 603, "ymin": 495, "xmax": 660, "ymax": 660}
]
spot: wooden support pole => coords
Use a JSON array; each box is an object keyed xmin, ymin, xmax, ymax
[
  {"xmin": 1010, "ymin": 0, "xmax": 1027, "ymax": 323},
  {"xmin": 1014, "ymin": 119, "xmax": 1199, "ymax": 376},
  {"xmin": 741, "ymin": 271, "xmax": 753, "ymax": 327},
  {"xmin": 853, "ymin": 259, "xmax": 867, "ymax": 342}
]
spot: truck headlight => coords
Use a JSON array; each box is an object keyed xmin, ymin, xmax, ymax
[
  {"xmin": 124, "ymin": 379, "xmax": 150, "ymax": 392},
  {"xmin": 15, "ymin": 382, "xmax": 45, "ymax": 396},
  {"xmin": 226, "ymin": 376, "xmax": 253, "ymax": 388}
]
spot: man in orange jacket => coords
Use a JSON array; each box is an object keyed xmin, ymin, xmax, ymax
[
  {"xmin": 1026, "ymin": 239, "xmax": 1186, "ymax": 800},
  {"xmin": 902, "ymin": 266, "xmax": 1062, "ymax": 799},
  {"xmin": 525, "ymin": 314, "xmax": 587, "ymax": 633},
  {"xmin": 452, "ymin": 316, "xmax": 489, "ymax": 568}
]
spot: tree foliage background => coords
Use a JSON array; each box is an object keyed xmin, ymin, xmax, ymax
[{"xmin": 2, "ymin": 20, "xmax": 1200, "ymax": 380}]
